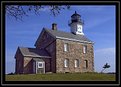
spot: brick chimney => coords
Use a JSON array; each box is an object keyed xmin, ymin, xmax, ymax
[{"xmin": 52, "ymin": 23, "xmax": 57, "ymax": 30}]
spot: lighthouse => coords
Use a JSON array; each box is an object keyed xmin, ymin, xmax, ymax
[{"xmin": 69, "ymin": 11, "xmax": 84, "ymax": 35}]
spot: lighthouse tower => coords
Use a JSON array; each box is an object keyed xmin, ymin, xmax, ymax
[{"xmin": 69, "ymin": 11, "xmax": 84, "ymax": 35}]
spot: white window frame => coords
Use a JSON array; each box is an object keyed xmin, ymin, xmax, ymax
[
  {"xmin": 83, "ymin": 45, "xmax": 87, "ymax": 53},
  {"xmin": 38, "ymin": 62, "xmax": 44, "ymax": 68},
  {"xmin": 64, "ymin": 43, "xmax": 68, "ymax": 52},
  {"xmin": 64, "ymin": 59, "xmax": 69, "ymax": 68},
  {"xmin": 74, "ymin": 59, "xmax": 79, "ymax": 68},
  {"xmin": 84, "ymin": 60, "xmax": 88, "ymax": 69}
]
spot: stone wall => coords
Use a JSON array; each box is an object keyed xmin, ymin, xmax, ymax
[
  {"xmin": 34, "ymin": 29, "xmax": 94, "ymax": 73},
  {"xmin": 56, "ymin": 39, "xmax": 94, "ymax": 73}
]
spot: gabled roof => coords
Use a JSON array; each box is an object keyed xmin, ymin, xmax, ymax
[
  {"xmin": 18, "ymin": 47, "xmax": 51, "ymax": 58},
  {"xmin": 45, "ymin": 28, "xmax": 93, "ymax": 44}
]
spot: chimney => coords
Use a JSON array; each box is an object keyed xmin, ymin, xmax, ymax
[{"xmin": 52, "ymin": 23, "xmax": 57, "ymax": 30}]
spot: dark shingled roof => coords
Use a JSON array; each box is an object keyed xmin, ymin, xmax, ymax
[
  {"xmin": 45, "ymin": 29, "xmax": 93, "ymax": 43},
  {"xmin": 19, "ymin": 47, "xmax": 51, "ymax": 58}
]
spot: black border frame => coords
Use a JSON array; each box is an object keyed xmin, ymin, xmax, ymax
[{"xmin": 1, "ymin": 0, "xmax": 120, "ymax": 86}]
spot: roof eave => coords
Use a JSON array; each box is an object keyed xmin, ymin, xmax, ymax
[
  {"xmin": 56, "ymin": 36, "xmax": 94, "ymax": 44},
  {"xmin": 23, "ymin": 55, "xmax": 51, "ymax": 58},
  {"xmin": 44, "ymin": 29, "xmax": 57, "ymax": 39}
]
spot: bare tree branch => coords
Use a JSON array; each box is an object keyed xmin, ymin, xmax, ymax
[{"xmin": 5, "ymin": 5, "xmax": 71, "ymax": 21}]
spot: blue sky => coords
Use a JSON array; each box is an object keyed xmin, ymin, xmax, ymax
[{"xmin": 5, "ymin": 5, "xmax": 115, "ymax": 74}]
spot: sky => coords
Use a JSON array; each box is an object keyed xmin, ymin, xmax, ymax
[{"xmin": 5, "ymin": 5, "xmax": 116, "ymax": 74}]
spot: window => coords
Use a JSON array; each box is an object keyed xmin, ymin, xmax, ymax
[
  {"xmin": 64, "ymin": 59, "xmax": 69, "ymax": 67},
  {"xmin": 64, "ymin": 43, "xmax": 68, "ymax": 52},
  {"xmin": 74, "ymin": 59, "xmax": 79, "ymax": 68},
  {"xmin": 84, "ymin": 60, "xmax": 88, "ymax": 69},
  {"xmin": 38, "ymin": 62, "xmax": 44, "ymax": 68},
  {"xmin": 83, "ymin": 45, "xmax": 87, "ymax": 53}
]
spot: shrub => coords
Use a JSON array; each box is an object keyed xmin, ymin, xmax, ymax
[{"xmin": 7, "ymin": 72, "xmax": 14, "ymax": 75}]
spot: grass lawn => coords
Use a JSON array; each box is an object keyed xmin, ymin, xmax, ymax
[{"xmin": 5, "ymin": 73, "xmax": 115, "ymax": 81}]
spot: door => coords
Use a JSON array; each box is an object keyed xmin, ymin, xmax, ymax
[{"xmin": 36, "ymin": 61, "xmax": 45, "ymax": 74}]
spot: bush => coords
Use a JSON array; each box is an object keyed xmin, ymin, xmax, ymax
[{"xmin": 7, "ymin": 72, "xmax": 14, "ymax": 75}]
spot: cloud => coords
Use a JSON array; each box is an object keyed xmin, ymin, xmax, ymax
[
  {"xmin": 73, "ymin": 5, "xmax": 115, "ymax": 13},
  {"xmin": 94, "ymin": 47, "xmax": 115, "ymax": 73},
  {"xmin": 85, "ymin": 17, "xmax": 112, "ymax": 30},
  {"xmin": 95, "ymin": 48, "xmax": 115, "ymax": 53}
]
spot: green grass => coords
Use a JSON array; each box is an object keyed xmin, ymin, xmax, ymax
[{"xmin": 5, "ymin": 73, "xmax": 115, "ymax": 81}]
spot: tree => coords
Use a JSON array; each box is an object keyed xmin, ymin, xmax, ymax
[
  {"xmin": 101, "ymin": 63, "xmax": 110, "ymax": 73},
  {"xmin": 5, "ymin": 5, "xmax": 70, "ymax": 21}
]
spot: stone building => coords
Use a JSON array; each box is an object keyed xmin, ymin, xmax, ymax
[{"xmin": 15, "ymin": 11, "xmax": 94, "ymax": 74}]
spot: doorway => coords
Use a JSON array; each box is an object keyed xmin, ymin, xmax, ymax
[{"xmin": 33, "ymin": 60, "xmax": 45, "ymax": 74}]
